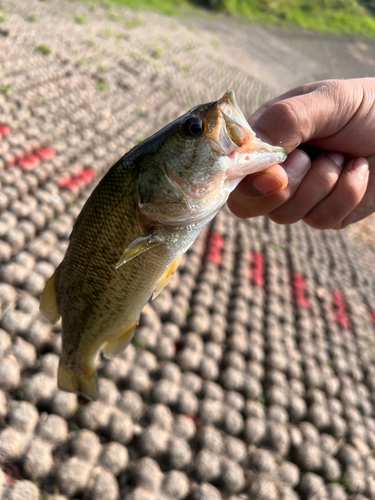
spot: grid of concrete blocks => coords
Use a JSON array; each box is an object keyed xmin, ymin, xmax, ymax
[{"xmin": 1, "ymin": 1, "xmax": 375, "ymax": 499}]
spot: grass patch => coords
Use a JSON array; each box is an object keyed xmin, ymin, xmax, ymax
[
  {"xmin": 125, "ymin": 16, "xmax": 144, "ymax": 28},
  {"xmin": 150, "ymin": 46, "xmax": 163, "ymax": 58},
  {"xmin": 74, "ymin": 14, "xmax": 87, "ymax": 23},
  {"xmin": 136, "ymin": 107, "xmax": 149, "ymax": 117},
  {"xmin": 35, "ymin": 43, "xmax": 52, "ymax": 55},
  {"xmin": 98, "ymin": 0, "xmax": 375, "ymax": 36},
  {"xmin": 26, "ymin": 14, "xmax": 41, "ymax": 22},
  {"xmin": 0, "ymin": 84, "xmax": 11, "ymax": 94},
  {"xmin": 207, "ymin": 0, "xmax": 375, "ymax": 37},
  {"xmin": 102, "ymin": 0, "xmax": 192, "ymax": 16},
  {"xmin": 95, "ymin": 79, "xmax": 109, "ymax": 90}
]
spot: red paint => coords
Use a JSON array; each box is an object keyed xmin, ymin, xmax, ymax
[
  {"xmin": 0, "ymin": 124, "xmax": 11, "ymax": 137},
  {"xmin": 58, "ymin": 167, "xmax": 96, "ymax": 190},
  {"xmin": 206, "ymin": 231, "xmax": 224, "ymax": 265},
  {"xmin": 249, "ymin": 252, "xmax": 264, "ymax": 287},
  {"xmin": 4, "ymin": 153, "xmax": 15, "ymax": 167},
  {"xmin": 36, "ymin": 146, "xmax": 55, "ymax": 160},
  {"xmin": 369, "ymin": 310, "xmax": 375, "ymax": 326},
  {"xmin": 18, "ymin": 153, "xmax": 41, "ymax": 171},
  {"xmin": 291, "ymin": 272, "xmax": 309, "ymax": 308},
  {"xmin": 332, "ymin": 290, "xmax": 350, "ymax": 328}
]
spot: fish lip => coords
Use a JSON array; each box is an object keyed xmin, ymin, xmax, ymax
[
  {"xmin": 217, "ymin": 90, "xmax": 251, "ymax": 131},
  {"xmin": 210, "ymin": 90, "xmax": 287, "ymax": 175},
  {"xmin": 209, "ymin": 90, "xmax": 254, "ymax": 156}
]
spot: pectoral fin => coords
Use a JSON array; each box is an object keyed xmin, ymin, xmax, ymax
[
  {"xmin": 103, "ymin": 319, "xmax": 138, "ymax": 359},
  {"xmin": 115, "ymin": 233, "xmax": 163, "ymax": 269},
  {"xmin": 152, "ymin": 255, "xmax": 183, "ymax": 300},
  {"xmin": 40, "ymin": 267, "xmax": 61, "ymax": 324}
]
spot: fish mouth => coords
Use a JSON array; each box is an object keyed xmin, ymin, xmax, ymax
[{"xmin": 209, "ymin": 90, "xmax": 287, "ymax": 178}]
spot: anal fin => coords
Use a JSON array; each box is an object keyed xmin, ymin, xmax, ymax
[
  {"xmin": 152, "ymin": 256, "xmax": 182, "ymax": 300},
  {"xmin": 58, "ymin": 360, "xmax": 98, "ymax": 401},
  {"xmin": 40, "ymin": 267, "xmax": 61, "ymax": 324},
  {"xmin": 103, "ymin": 320, "xmax": 138, "ymax": 359}
]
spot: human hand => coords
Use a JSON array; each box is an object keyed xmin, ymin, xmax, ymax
[{"xmin": 228, "ymin": 78, "xmax": 375, "ymax": 229}]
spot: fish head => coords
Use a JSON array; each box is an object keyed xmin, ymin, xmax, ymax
[{"xmin": 137, "ymin": 90, "xmax": 286, "ymax": 227}]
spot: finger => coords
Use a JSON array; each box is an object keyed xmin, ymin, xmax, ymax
[
  {"xmin": 251, "ymin": 79, "xmax": 365, "ymax": 153},
  {"xmin": 336, "ymin": 155, "xmax": 375, "ymax": 228},
  {"xmin": 303, "ymin": 157, "xmax": 369, "ymax": 230},
  {"xmin": 227, "ymin": 149, "xmax": 310, "ymax": 218},
  {"xmin": 269, "ymin": 152, "xmax": 345, "ymax": 225}
]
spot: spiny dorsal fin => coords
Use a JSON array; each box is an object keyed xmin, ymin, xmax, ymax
[
  {"xmin": 40, "ymin": 267, "xmax": 61, "ymax": 324},
  {"xmin": 115, "ymin": 233, "xmax": 163, "ymax": 269}
]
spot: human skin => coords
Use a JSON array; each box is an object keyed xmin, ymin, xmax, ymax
[{"xmin": 227, "ymin": 78, "xmax": 375, "ymax": 230}]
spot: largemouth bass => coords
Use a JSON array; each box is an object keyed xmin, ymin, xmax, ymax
[{"xmin": 40, "ymin": 91, "xmax": 286, "ymax": 400}]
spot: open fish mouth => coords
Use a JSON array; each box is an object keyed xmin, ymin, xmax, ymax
[{"xmin": 209, "ymin": 90, "xmax": 287, "ymax": 178}]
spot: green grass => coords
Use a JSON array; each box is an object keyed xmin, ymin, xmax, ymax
[
  {"xmin": 98, "ymin": 0, "xmax": 375, "ymax": 36},
  {"xmin": 98, "ymin": 0, "xmax": 192, "ymax": 15},
  {"xmin": 26, "ymin": 14, "xmax": 41, "ymax": 22},
  {"xmin": 35, "ymin": 43, "xmax": 52, "ymax": 55},
  {"xmin": 74, "ymin": 14, "xmax": 87, "ymax": 23},
  {"xmin": 217, "ymin": 0, "xmax": 375, "ymax": 36},
  {"xmin": 0, "ymin": 84, "xmax": 12, "ymax": 94},
  {"xmin": 95, "ymin": 79, "xmax": 109, "ymax": 90}
]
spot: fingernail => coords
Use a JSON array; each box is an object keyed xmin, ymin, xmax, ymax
[
  {"xmin": 252, "ymin": 173, "xmax": 283, "ymax": 194},
  {"xmin": 326, "ymin": 152, "xmax": 345, "ymax": 168},
  {"xmin": 284, "ymin": 149, "xmax": 311, "ymax": 179},
  {"xmin": 348, "ymin": 158, "xmax": 369, "ymax": 179}
]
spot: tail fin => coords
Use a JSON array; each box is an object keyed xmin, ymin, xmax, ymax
[{"xmin": 58, "ymin": 361, "xmax": 98, "ymax": 401}]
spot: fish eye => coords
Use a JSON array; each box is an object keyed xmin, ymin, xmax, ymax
[{"xmin": 181, "ymin": 116, "xmax": 206, "ymax": 139}]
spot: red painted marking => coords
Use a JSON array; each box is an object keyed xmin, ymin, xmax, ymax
[
  {"xmin": 4, "ymin": 153, "xmax": 15, "ymax": 167},
  {"xmin": 0, "ymin": 124, "xmax": 11, "ymax": 137},
  {"xmin": 249, "ymin": 252, "xmax": 264, "ymax": 287},
  {"xmin": 18, "ymin": 153, "xmax": 41, "ymax": 171},
  {"xmin": 36, "ymin": 146, "xmax": 55, "ymax": 160},
  {"xmin": 369, "ymin": 310, "xmax": 375, "ymax": 326},
  {"xmin": 58, "ymin": 167, "xmax": 96, "ymax": 190},
  {"xmin": 291, "ymin": 272, "xmax": 309, "ymax": 308},
  {"xmin": 332, "ymin": 290, "xmax": 350, "ymax": 328},
  {"xmin": 206, "ymin": 231, "xmax": 224, "ymax": 265}
]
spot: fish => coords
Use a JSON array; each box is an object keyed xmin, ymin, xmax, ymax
[{"xmin": 40, "ymin": 90, "xmax": 286, "ymax": 400}]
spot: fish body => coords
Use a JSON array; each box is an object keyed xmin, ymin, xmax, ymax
[{"xmin": 40, "ymin": 91, "xmax": 286, "ymax": 400}]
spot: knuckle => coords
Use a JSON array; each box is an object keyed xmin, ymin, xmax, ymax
[
  {"xmin": 272, "ymin": 101, "xmax": 300, "ymax": 130},
  {"xmin": 315, "ymin": 166, "xmax": 340, "ymax": 192},
  {"xmin": 269, "ymin": 208, "xmax": 297, "ymax": 225},
  {"xmin": 303, "ymin": 211, "xmax": 330, "ymax": 230}
]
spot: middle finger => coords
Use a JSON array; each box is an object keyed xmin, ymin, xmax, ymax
[{"xmin": 269, "ymin": 152, "xmax": 345, "ymax": 225}]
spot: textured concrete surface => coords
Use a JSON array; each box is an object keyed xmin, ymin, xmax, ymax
[{"xmin": 0, "ymin": 1, "xmax": 375, "ymax": 499}]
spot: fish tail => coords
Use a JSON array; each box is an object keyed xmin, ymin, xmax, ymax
[{"xmin": 57, "ymin": 360, "xmax": 98, "ymax": 401}]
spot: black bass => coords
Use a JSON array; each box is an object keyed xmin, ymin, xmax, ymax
[{"xmin": 40, "ymin": 91, "xmax": 286, "ymax": 400}]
